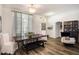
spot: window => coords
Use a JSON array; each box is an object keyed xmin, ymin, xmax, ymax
[
  {"xmin": 14, "ymin": 12, "xmax": 32, "ymax": 39},
  {"xmin": 16, "ymin": 12, "xmax": 22, "ymax": 36},
  {"xmin": 22, "ymin": 14, "xmax": 29, "ymax": 38}
]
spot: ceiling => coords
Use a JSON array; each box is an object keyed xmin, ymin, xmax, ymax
[{"xmin": 3, "ymin": 4, "xmax": 79, "ymax": 15}]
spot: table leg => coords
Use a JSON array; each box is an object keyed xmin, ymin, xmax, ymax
[{"xmin": 42, "ymin": 42, "xmax": 45, "ymax": 48}]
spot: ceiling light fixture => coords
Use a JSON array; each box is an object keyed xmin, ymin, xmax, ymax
[
  {"xmin": 29, "ymin": 7, "xmax": 36, "ymax": 14},
  {"xmin": 27, "ymin": 4, "xmax": 40, "ymax": 14}
]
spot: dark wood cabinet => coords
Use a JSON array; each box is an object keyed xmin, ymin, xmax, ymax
[{"xmin": 64, "ymin": 20, "xmax": 79, "ymax": 43}]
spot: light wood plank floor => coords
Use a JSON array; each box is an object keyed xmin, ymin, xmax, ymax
[{"xmin": 15, "ymin": 38, "xmax": 79, "ymax": 55}]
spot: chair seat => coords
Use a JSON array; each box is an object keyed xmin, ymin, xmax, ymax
[
  {"xmin": 1, "ymin": 42, "xmax": 16, "ymax": 54},
  {"xmin": 61, "ymin": 37, "xmax": 76, "ymax": 44},
  {"xmin": 1, "ymin": 33, "xmax": 16, "ymax": 54}
]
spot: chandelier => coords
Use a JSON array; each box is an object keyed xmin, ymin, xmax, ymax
[{"xmin": 27, "ymin": 4, "xmax": 40, "ymax": 14}]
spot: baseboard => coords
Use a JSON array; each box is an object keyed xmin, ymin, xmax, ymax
[{"xmin": 48, "ymin": 37, "xmax": 61, "ymax": 39}]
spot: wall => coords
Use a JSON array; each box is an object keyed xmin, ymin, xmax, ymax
[
  {"xmin": 28, "ymin": 15, "xmax": 33, "ymax": 32},
  {"xmin": 47, "ymin": 10, "xmax": 79, "ymax": 38},
  {"xmin": 0, "ymin": 5, "xmax": 2, "ymax": 16},
  {"xmin": 46, "ymin": 18, "xmax": 56, "ymax": 38},
  {"xmin": 32, "ymin": 15, "xmax": 47, "ymax": 35},
  {"xmin": 2, "ymin": 6, "xmax": 14, "ymax": 35}
]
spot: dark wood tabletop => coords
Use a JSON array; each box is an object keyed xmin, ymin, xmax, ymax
[
  {"xmin": 15, "ymin": 34, "xmax": 47, "ymax": 42},
  {"xmin": 15, "ymin": 34, "xmax": 47, "ymax": 49}
]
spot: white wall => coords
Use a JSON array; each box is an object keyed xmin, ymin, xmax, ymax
[
  {"xmin": 46, "ymin": 19, "xmax": 56, "ymax": 38},
  {"xmin": 0, "ymin": 5, "xmax": 2, "ymax": 16},
  {"xmin": 47, "ymin": 10, "xmax": 79, "ymax": 38},
  {"xmin": 28, "ymin": 15, "xmax": 33, "ymax": 32},
  {"xmin": 32, "ymin": 15, "xmax": 47, "ymax": 35},
  {"xmin": 2, "ymin": 6, "xmax": 14, "ymax": 35}
]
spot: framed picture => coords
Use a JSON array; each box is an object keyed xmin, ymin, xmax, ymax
[
  {"xmin": 47, "ymin": 26, "xmax": 53, "ymax": 30},
  {"xmin": 41, "ymin": 23, "xmax": 46, "ymax": 30}
]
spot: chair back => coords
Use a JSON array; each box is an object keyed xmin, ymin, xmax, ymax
[{"xmin": 1, "ymin": 33, "xmax": 10, "ymax": 45}]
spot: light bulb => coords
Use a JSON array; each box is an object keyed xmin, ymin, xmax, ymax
[{"xmin": 29, "ymin": 7, "xmax": 36, "ymax": 14}]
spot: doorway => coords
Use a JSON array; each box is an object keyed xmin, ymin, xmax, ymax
[{"xmin": 56, "ymin": 22, "xmax": 62, "ymax": 38}]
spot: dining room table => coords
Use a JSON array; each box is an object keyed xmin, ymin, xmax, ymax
[{"xmin": 15, "ymin": 34, "xmax": 47, "ymax": 54}]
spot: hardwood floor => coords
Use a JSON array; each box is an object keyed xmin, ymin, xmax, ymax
[{"xmin": 15, "ymin": 38, "xmax": 79, "ymax": 55}]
